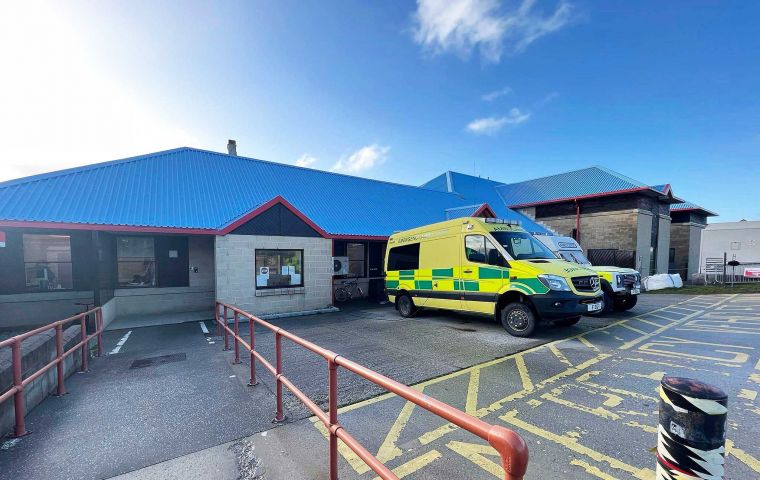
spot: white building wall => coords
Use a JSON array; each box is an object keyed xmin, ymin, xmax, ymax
[
  {"xmin": 699, "ymin": 221, "xmax": 760, "ymax": 272},
  {"xmin": 215, "ymin": 234, "xmax": 333, "ymax": 316}
]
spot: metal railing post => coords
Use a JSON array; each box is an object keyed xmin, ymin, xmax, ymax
[
  {"xmin": 233, "ymin": 311, "xmax": 241, "ymax": 364},
  {"xmin": 55, "ymin": 324, "xmax": 66, "ymax": 395},
  {"xmin": 80, "ymin": 316, "xmax": 88, "ymax": 372},
  {"xmin": 96, "ymin": 309, "xmax": 103, "ymax": 357},
  {"xmin": 223, "ymin": 306, "xmax": 230, "ymax": 351},
  {"xmin": 248, "ymin": 316, "xmax": 258, "ymax": 386},
  {"xmin": 215, "ymin": 302, "xmax": 221, "ymax": 336},
  {"xmin": 328, "ymin": 358, "xmax": 339, "ymax": 480},
  {"xmin": 11, "ymin": 339, "xmax": 27, "ymax": 437},
  {"xmin": 273, "ymin": 331, "xmax": 285, "ymax": 423}
]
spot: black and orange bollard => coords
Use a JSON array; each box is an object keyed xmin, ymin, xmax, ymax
[{"xmin": 656, "ymin": 376, "xmax": 727, "ymax": 480}]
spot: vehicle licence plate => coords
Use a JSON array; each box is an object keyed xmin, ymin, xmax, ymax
[
  {"xmin": 631, "ymin": 288, "xmax": 640, "ymax": 295},
  {"xmin": 587, "ymin": 302, "xmax": 602, "ymax": 312}
]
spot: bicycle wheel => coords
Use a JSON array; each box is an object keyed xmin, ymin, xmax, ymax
[{"xmin": 335, "ymin": 288, "xmax": 349, "ymax": 302}]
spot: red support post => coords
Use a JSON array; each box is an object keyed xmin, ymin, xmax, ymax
[
  {"xmin": 273, "ymin": 331, "xmax": 285, "ymax": 423},
  {"xmin": 328, "ymin": 358, "xmax": 339, "ymax": 480},
  {"xmin": 248, "ymin": 316, "xmax": 258, "ymax": 386},
  {"xmin": 233, "ymin": 311, "xmax": 241, "ymax": 364},
  {"xmin": 55, "ymin": 324, "xmax": 66, "ymax": 395},
  {"xmin": 96, "ymin": 309, "xmax": 103, "ymax": 357},
  {"xmin": 215, "ymin": 303, "xmax": 221, "ymax": 337},
  {"xmin": 11, "ymin": 339, "xmax": 27, "ymax": 437},
  {"xmin": 80, "ymin": 316, "xmax": 88, "ymax": 372},
  {"xmin": 223, "ymin": 306, "xmax": 230, "ymax": 351}
]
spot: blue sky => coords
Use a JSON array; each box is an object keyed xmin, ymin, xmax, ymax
[{"xmin": 1, "ymin": 1, "xmax": 758, "ymax": 221}]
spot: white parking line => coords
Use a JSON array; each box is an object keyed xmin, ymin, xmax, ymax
[
  {"xmin": 199, "ymin": 321, "xmax": 209, "ymax": 334},
  {"xmin": 110, "ymin": 330, "xmax": 132, "ymax": 355}
]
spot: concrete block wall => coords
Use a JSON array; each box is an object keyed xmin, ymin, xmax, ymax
[
  {"xmin": 215, "ymin": 235, "xmax": 333, "ymax": 316},
  {"xmin": 0, "ymin": 291, "xmax": 94, "ymax": 329}
]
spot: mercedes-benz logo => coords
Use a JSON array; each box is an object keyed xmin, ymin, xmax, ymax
[{"xmin": 590, "ymin": 277, "xmax": 599, "ymax": 290}]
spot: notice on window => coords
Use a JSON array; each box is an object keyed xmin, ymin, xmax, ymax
[{"xmin": 169, "ymin": 250, "xmax": 178, "ymax": 258}]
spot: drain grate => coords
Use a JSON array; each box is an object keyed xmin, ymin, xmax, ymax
[{"xmin": 130, "ymin": 353, "xmax": 187, "ymax": 369}]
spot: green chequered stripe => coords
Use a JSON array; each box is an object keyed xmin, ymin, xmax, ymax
[
  {"xmin": 479, "ymin": 267, "xmax": 508, "ymax": 279},
  {"xmin": 399, "ymin": 269, "xmax": 415, "ymax": 280},
  {"xmin": 454, "ymin": 280, "xmax": 479, "ymax": 291},
  {"xmin": 386, "ymin": 280, "xmax": 399, "ymax": 289},
  {"xmin": 510, "ymin": 278, "xmax": 549, "ymax": 294},
  {"xmin": 432, "ymin": 268, "xmax": 454, "ymax": 279},
  {"xmin": 415, "ymin": 280, "xmax": 433, "ymax": 290}
]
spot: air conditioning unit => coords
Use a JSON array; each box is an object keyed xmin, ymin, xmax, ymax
[{"xmin": 333, "ymin": 257, "xmax": 349, "ymax": 276}]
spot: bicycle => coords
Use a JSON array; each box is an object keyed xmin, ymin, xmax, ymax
[{"xmin": 334, "ymin": 277, "xmax": 364, "ymax": 303}]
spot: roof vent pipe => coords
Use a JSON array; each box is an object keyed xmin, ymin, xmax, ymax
[{"xmin": 227, "ymin": 139, "xmax": 237, "ymax": 156}]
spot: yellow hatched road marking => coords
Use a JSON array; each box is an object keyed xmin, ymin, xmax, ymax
[
  {"xmin": 549, "ymin": 344, "xmax": 573, "ymax": 367},
  {"xmin": 738, "ymin": 389, "xmax": 757, "ymax": 401},
  {"xmin": 377, "ymin": 394, "xmax": 420, "ymax": 463},
  {"xmin": 312, "ymin": 420, "xmax": 371, "ymax": 475},
  {"xmin": 578, "ymin": 335, "xmax": 601, "ymax": 352},
  {"xmin": 619, "ymin": 323, "xmax": 648, "ymax": 335},
  {"xmin": 633, "ymin": 317, "xmax": 667, "ymax": 328},
  {"xmin": 515, "ymin": 355, "xmax": 534, "ymax": 391},
  {"xmin": 372, "ymin": 450, "xmax": 442, "ymax": 480},
  {"xmin": 628, "ymin": 357, "xmax": 731, "ymax": 376},
  {"xmin": 570, "ymin": 459, "xmax": 620, "ymax": 479},
  {"xmin": 446, "ymin": 441, "xmax": 504, "ymax": 477},
  {"xmin": 499, "ymin": 410, "xmax": 655, "ymax": 479},
  {"xmin": 465, "ymin": 369, "xmax": 480, "ymax": 415},
  {"xmin": 726, "ymin": 440, "xmax": 760, "ymax": 474}
]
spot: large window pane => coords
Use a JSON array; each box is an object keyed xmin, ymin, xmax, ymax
[
  {"xmin": 347, "ymin": 243, "xmax": 365, "ymax": 277},
  {"xmin": 255, "ymin": 249, "xmax": 303, "ymax": 289},
  {"xmin": 117, "ymin": 237, "xmax": 156, "ymax": 287},
  {"xmin": 23, "ymin": 234, "xmax": 73, "ymax": 290}
]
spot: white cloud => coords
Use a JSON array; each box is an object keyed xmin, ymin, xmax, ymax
[
  {"xmin": 295, "ymin": 154, "xmax": 318, "ymax": 168},
  {"xmin": 482, "ymin": 86, "xmax": 512, "ymax": 101},
  {"xmin": 413, "ymin": 0, "xmax": 574, "ymax": 63},
  {"xmin": 332, "ymin": 145, "xmax": 390, "ymax": 173},
  {"xmin": 0, "ymin": 2, "xmax": 198, "ymax": 182},
  {"xmin": 466, "ymin": 108, "xmax": 531, "ymax": 134}
]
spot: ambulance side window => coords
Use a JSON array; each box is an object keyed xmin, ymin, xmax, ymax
[
  {"xmin": 465, "ymin": 235, "xmax": 506, "ymax": 266},
  {"xmin": 387, "ymin": 243, "xmax": 420, "ymax": 270}
]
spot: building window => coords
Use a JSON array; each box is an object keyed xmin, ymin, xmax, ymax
[
  {"xmin": 23, "ymin": 234, "xmax": 73, "ymax": 290},
  {"xmin": 387, "ymin": 243, "xmax": 420, "ymax": 271},
  {"xmin": 346, "ymin": 243, "xmax": 365, "ymax": 277},
  {"xmin": 117, "ymin": 237, "xmax": 156, "ymax": 287},
  {"xmin": 255, "ymin": 249, "xmax": 303, "ymax": 289},
  {"xmin": 669, "ymin": 247, "xmax": 676, "ymax": 264}
]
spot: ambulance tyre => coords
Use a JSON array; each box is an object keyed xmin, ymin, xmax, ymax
[
  {"xmin": 590, "ymin": 290, "xmax": 613, "ymax": 316},
  {"xmin": 396, "ymin": 293, "xmax": 418, "ymax": 318},
  {"xmin": 614, "ymin": 295, "xmax": 637, "ymax": 312},
  {"xmin": 552, "ymin": 316, "xmax": 581, "ymax": 327},
  {"xmin": 500, "ymin": 302, "xmax": 537, "ymax": 337}
]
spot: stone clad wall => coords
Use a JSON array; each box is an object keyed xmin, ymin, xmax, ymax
[{"xmin": 215, "ymin": 235, "xmax": 333, "ymax": 316}]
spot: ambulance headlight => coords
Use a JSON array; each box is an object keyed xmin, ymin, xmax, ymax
[{"xmin": 538, "ymin": 274, "xmax": 571, "ymax": 292}]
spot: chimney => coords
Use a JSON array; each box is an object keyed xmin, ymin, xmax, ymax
[{"xmin": 227, "ymin": 139, "xmax": 237, "ymax": 156}]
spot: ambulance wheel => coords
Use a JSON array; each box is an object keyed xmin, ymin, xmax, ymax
[
  {"xmin": 396, "ymin": 293, "xmax": 417, "ymax": 318},
  {"xmin": 614, "ymin": 295, "xmax": 637, "ymax": 312},
  {"xmin": 590, "ymin": 291, "xmax": 613, "ymax": 316},
  {"xmin": 552, "ymin": 316, "xmax": 581, "ymax": 327},
  {"xmin": 500, "ymin": 302, "xmax": 536, "ymax": 337}
]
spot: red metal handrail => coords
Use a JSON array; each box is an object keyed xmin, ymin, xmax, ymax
[
  {"xmin": 214, "ymin": 301, "xmax": 528, "ymax": 479},
  {"xmin": 0, "ymin": 307, "xmax": 104, "ymax": 437}
]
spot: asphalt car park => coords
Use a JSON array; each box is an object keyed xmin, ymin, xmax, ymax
[{"xmin": 2, "ymin": 294, "xmax": 758, "ymax": 480}]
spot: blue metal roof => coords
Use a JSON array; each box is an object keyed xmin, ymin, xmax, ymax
[
  {"xmin": 494, "ymin": 166, "xmax": 658, "ymax": 207},
  {"xmin": 0, "ymin": 148, "xmax": 487, "ymax": 237},
  {"xmin": 421, "ymin": 171, "xmax": 551, "ymax": 234},
  {"xmin": 670, "ymin": 200, "xmax": 718, "ymax": 216}
]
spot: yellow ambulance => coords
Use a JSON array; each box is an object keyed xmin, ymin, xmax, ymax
[{"xmin": 384, "ymin": 217, "xmax": 603, "ymax": 337}]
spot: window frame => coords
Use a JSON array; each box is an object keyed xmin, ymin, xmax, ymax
[
  {"xmin": 254, "ymin": 248, "xmax": 305, "ymax": 290},
  {"xmin": 22, "ymin": 234, "xmax": 74, "ymax": 292},
  {"xmin": 116, "ymin": 236, "xmax": 157, "ymax": 289},
  {"xmin": 464, "ymin": 234, "xmax": 508, "ymax": 267},
  {"xmin": 387, "ymin": 243, "xmax": 420, "ymax": 271}
]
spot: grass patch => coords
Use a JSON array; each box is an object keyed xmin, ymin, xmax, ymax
[{"xmin": 645, "ymin": 283, "xmax": 760, "ymax": 295}]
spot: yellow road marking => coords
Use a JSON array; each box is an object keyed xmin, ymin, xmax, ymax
[
  {"xmin": 629, "ymin": 371, "xmax": 665, "ymax": 381},
  {"xmin": 569, "ymin": 459, "xmax": 619, "ymax": 479},
  {"xmin": 549, "ymin": 344, "xmax": 573, "ymax": 367},
  {"xmin": 750, "ymin": 374, "xmax": 760, "ymax": 385},
  {"xmin": 738, "ymin": 389, "xmax": 757, "ymax": 401},
  {"xmin": 446, "ymin": 441, "xmax": 504, "ymax": 477},
  {"xmin": 465, "ymin": 369, "xmax": 480, "ymax": 415},
  {"xmin": 578, "ymin": 335, "xmax": 601, "ymax": 352},
  {"xmin": 726, "ymin": 440, "xmax": 760, "ymax": 473},
  {"xmin": 499, "ymin": 410, "xmax": 655, "ymax": 479},
  {"xmin": 312, "ymin": 420, "xmax": 371, "ymax": 475},
  {"xmin": 634, "ymin": 317, "xmax": 667, "ymax": 328},
  {"xmin": 624, "ymin": 421, "xmax": 657, "ymax": 433},
  {"xmin": 377, "ymin": 396, "xmax": 420, "ymax": 463},
  {"xmin": 541, "ymin": 388, "xmax": 622, "ymax": 420},
  {"xmin": 619, "ymin": 323, "xmax": 647, "ymax": 335},
  {"xmin": 372, "ymin": 450, "xmax": 442, "ymax": 480},
  {"xmin": 515, "ymin": 355, "xmax": 534, "ymax": 391},
  {"xmin": 628, "ymin": 357, "xmax": 731, "ymax": 377}
]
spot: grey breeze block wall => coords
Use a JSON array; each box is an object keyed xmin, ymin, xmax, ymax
[
  {"xmin": 215, "ymin": 234, "xmax": 333, "ymax": 316},
  {"xmin": 113, "ymin": 236, "xmax": 216, "ymax": 317}
]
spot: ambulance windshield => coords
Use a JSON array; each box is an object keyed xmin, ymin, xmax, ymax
[{"xmin": 491, "ymin": 232, "xmax": 556, "ymax": 260}]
